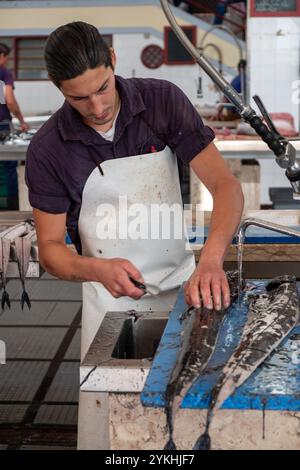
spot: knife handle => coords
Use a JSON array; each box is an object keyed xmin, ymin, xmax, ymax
[{"xmin": 128, "ymin": 276, "xmax": 147, "ymax": 292}]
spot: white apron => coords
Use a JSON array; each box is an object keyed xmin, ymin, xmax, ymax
[
  {"xmin": 78, "ymin": 146, "xmax": 195, "ymax": 359},
  {"xmin": 77, "ymin": 146, "xmax": 195, "ymax": 448}
]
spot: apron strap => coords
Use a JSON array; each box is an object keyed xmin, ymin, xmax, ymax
[
  {"xmin": 139, "ymin": 112, "xmax": 184, "ymax": 183},
  {"xmin": 139, "ymin": 112, "xmax": 167, "ymax": 147},
  {"xmin": 87, "ymin": 148, "xmax": 105, "ymax": 176}
]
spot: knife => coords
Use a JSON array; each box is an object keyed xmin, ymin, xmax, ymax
[{"xmin": 129, "ymin": 276, "xmax": 160, "ymax": 296}]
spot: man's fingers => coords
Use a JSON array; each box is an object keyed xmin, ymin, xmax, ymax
[
  {"xmin": 200, "ymin": 278, "xmax": 213, "ymax": 310},
  {"xmin": 211, "ymin": 278, "xmax": 222, "ymax": 311},
  {"xmin": 123, "ymin": 261, "xmax": 144, "ymax": 284},
  {"xmin": 185, "ymin": 271, "xmax": 230, "ymax": 311},
  {"xmin": 120, "ymin": 277, "xmax": 144, "ymax": 299},
  {"xmin": 221, "ymin": 276, "xmax": 231, "ymax": 308},
  {"xmin": 189, "ymin": 281, "xmax": 201, "ymax": 309},
  {"xmin": 184, "ymin": 281, "xmax": 192, "ymax": 306}
]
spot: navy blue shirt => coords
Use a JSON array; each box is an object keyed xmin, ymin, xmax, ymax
[
  {"xmin": 0, "ymin": 66, "xmax": 14, "ymax": 122},
  {"xmin": 25, "ymin": 76, "xmax": 214, "ymax": 253}
]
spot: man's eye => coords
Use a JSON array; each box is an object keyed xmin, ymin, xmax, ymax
[{"xmin": 97, "ymin": 86, "xmax": 108, "ymax": 94}]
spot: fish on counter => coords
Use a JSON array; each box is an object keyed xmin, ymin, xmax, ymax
[
  {"xmin": 163, "ymin": 271, "xmax": 243, "ymax": 450},
  {"xmin": 194, "ymin": 275, "xmax": 300, "ymax": 450}
]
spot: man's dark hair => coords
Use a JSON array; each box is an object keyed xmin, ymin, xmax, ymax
[
  {"xmin": 0, "ymin": 43, "xmax": 11, "ymax": 56},
  {"xmin": 44, "ymin": 21, "xmax": 113, "ymax": 87}
]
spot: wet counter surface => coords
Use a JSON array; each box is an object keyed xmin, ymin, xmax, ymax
[{"xmin": 141, "ymin": 282, "xmax": 300, "ymax": 411}]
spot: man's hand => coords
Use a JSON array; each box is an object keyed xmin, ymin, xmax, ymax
[
  {"xmin": 184, "ymin": 261, "xmax": 230, "ymax": 311},
  {"xmin": 33, "ymin": 209, "xmax": 147, "ymax": 296},
  {"xmin": 96, "ymin": 258, "xmax": 145, "ymax": 300},
  {"xmin": 20, "ymin": 121, "xmax": 30, "ymax": 132},
  {"xmin": 186, "ymin": 143, "xmax": 243, "ymax": 310}
]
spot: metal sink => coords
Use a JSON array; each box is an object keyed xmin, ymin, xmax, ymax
[
  {"xmin": 80, "ymin": 311, "xmax": 169, "ymax": 392},
  {"xmin": 112, "ymin": 316, "xmax": 168, "ymax": 360}
]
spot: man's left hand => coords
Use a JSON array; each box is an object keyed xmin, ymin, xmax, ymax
[{"xmin": 184, "ymin": 261, "xmax": 230, "ymax": 311}]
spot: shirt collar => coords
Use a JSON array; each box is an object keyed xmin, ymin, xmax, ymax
[{"xmin": 57, "ymin": 75, "xmax": 146, "ymax": 144}]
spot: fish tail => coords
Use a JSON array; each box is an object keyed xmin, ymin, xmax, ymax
[
  {"xmin": 21, "ymin": 291, "xmax": 31, "ymax": 310},
  {"xmin": 163, "ymin": 438, "xmax": 177, "ymax": 450},
  {"xmin": 192, "ymin": 432, "xmax": 211, "ymax": 450},
  {"xmin": 1, "ymin": 290, "xmax": 10, "ymax": 310},
  {"xmin": 163, "ymin": 406, "xmax": 177, "ymax": 449}
]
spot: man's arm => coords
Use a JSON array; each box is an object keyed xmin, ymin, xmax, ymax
[
  {"xmin": 33, "ymin": 208, "xmax": 145, "ymax": 299},
  {"xmin": 185, "ymin": 142, "xmax": 244, "ymax": 310},
  {"xmin": 4, "ymin": 84, "xmax": 29, "ymax": 131}
]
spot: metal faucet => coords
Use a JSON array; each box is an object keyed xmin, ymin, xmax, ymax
[
  {"xmin": 200, "ymin": 43, "xmax": 223, "ymax": 74},
  {"xmin": 237, "ymin": 217, "xmax": 300, "ymax": 245},
  {"xmin": 198, "ymin": 43, "xmax": 223, "ymax": 101}
]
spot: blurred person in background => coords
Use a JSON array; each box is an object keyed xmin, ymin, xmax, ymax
[{"xmin": 0, "ymin": 42, "xmax": 29, "ymax": 210}]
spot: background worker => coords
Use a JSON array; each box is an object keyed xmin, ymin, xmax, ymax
[{"xmin": 0, "ymin": 43, "xmax": 29, "ymax": 210}]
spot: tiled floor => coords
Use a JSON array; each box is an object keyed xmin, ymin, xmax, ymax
[{"xmin": 0, "ymin": 272, "xmax": 81, "ymax": 450}]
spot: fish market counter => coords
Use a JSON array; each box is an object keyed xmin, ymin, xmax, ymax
[
  {"xmin": 80, "ymin": 281, "xmax": 300, "ymax": 450},
  {"xmin": 78, "ymin": 211, "xmax": 300, "ymax": 450},
  {"xmin": 5, "ymin": 140, "xmax": 300, "ymax": 161},
  {"xmin": 0, "ymin": 144, "xmax": 28, "ymax": 161},
  {"xmin": 215, "ymin": 139, "xmax": 300, "ymax": 160}
]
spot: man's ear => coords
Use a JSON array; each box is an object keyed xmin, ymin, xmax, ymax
[{"xmin": 109, "ymin": 47, "xmax": 116, "ymax": 71}]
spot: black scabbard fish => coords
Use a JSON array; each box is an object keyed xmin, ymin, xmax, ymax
[
  {"xmin": 194, "ymin": 275, "xmax": 300, "ymax": 450},
  {"xmin": 163, "ymin": 271, "xmax": 242, "ymax": 450}
]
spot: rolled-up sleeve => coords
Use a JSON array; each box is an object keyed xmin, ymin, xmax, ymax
[
  {"xmin": 2, "ymin": 68, "xmax": 14, "ymax": 87},
  {"xmin": 161, "ymin": 82, "xmax": 215, "ymax": 164},
  {"xmin": 25, "ymin": 142, "xmax": 71, "ymax": 214}
]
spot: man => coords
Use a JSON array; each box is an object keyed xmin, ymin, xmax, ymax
[
  {"xmin": 25, "ymin": 22, "xmax": 243, "ymax": 449},
  {"xmin": 0, "ymin": 43, "xmax": 29, "ymax": 210}
]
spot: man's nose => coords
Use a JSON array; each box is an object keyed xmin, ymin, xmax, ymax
[{"xmin": 88, "ymin": 94, "xmax": 104, "ymax": 115}]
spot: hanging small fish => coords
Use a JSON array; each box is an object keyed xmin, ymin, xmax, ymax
[
  {"xmin": 14, "ymin": 229, "xmax": 37, "ymax": 310},
  {"xmin": 0, "ymin": 237, "xmax": 11, "ymax": 309},
  {"xmin": 193, "ymin": 275, "xmax": 300, "ymax": 450},
  {"xmin": 0, "ymin": 220, "xmax": 36, "ymax": 310},
  {"xmin": 163, "ymin": 271, "xmax": 242, "ymax": 450}
]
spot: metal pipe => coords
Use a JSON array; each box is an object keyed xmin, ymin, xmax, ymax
[{"xmin": 237, "ymin": 217, "xmax": 300, "ymax": 244}]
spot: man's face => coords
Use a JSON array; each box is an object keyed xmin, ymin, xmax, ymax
[{"xmin": 59, "ymin": 51, "xmax": 118, "ymax": 130}]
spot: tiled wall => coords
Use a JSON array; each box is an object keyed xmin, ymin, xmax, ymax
[{"xmin": 248, "ymin": 17, "xmax": 300, "ymax": 131}]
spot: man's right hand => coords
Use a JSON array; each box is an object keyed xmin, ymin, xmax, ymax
[
  {"xmin": 95, "ymin": 258, "xmax": 145, "ymax": 300},
  {"xmin": 33, "ymin": 209, "xmax": 146, "ymax": 300}
]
